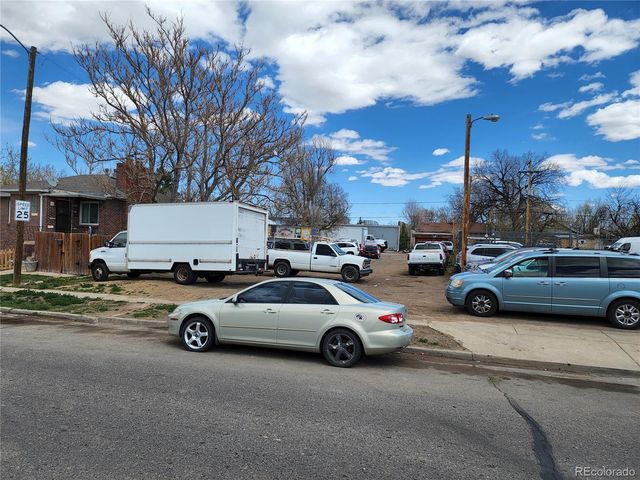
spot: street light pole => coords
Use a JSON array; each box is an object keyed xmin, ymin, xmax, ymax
[{"xmin": 460, "ymin": 113, "xmax": 500, "ymax": 269}]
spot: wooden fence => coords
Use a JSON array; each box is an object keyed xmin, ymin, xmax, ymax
[
  {"xmin": 35, "ymin": 232, "xmax": 110, "ymax": 275},
  {"xmin": 0, "ymin": 248, "xmax": 15, "ymax": 270}
]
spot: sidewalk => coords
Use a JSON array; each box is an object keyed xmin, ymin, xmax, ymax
[{"xmin": 411, "ymin": 318, "xmax": 640, "ymax": 372}]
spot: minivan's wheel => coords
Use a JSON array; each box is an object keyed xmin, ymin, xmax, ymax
[
  {"xmin": 274, "ymin": 261, "xmax": 291, "ymax": 278},
  {"xmin": 91, "ymin": 262, "xmax": 109, "ymax": 282},
  {"xmin": 205, "ymin": 273, "xmax": 226, "ymax": 283},
  {"xmin": 321, "ymin": 328, "xmax": 362, "ymax": 368},
  {"xmin": 174, "ymin": 263, "xmax": 196, "ymax": 285},
  {"xmin": 608, "ymin": 299, "xmax": 640, "ymax": 330},
  {"xmin": 181, "ymin": 316, "xmax": 214, "ymax": 352},
  {"xmin": 341, "ymin": 265, "xmax": 360, "ymax": 283},
  {"xmin": 466, "ymin": 290, "xmax": 498, "ymax": 317}
]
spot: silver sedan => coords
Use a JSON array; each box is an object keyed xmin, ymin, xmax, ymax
[{"xmin": 167, "ymin": 278, "xmax": 413, "ymax": 367}]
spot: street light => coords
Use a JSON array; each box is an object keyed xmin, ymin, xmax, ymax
[{"xmin": 461, "ymin": 113, "xmax": 500, "ymax": 268}]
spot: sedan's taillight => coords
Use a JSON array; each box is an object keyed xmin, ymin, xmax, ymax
[{"xmin": 379, "ymin": 313, "xmax": 404, "ymax": 324}]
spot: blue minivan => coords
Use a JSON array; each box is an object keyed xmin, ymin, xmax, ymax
[{"xmin": 446, "ymin": 250, "xmax": 640, "ymax": 329}]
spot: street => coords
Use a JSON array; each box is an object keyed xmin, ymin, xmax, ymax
[{"xmin": 1, "ymin": 317, "xmax": 639, "ymax": 480}]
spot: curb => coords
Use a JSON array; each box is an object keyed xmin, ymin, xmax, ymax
[{"xmin": 2, "ymin": 308, "xmax": 639, "ymax": 377}]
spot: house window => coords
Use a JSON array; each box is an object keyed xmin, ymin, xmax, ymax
[{"xmin": 80, "ymin": 202, "xmax": 99, "ymax": 225}]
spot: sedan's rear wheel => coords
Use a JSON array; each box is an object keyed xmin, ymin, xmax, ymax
[
  {"xmin": 321, "ymin": 328, "xmax": 362, "ymax": 368},
  {"xmin": 466, "ymin": 290, "xmax": 498, "ymax": 317},
  {"xmin": 608, "ymin": 299, "xmax": 640, "ymax": 329},
  {"xmin": 181, "ymin": 316, "xmax": 214, "ymax": 352}
]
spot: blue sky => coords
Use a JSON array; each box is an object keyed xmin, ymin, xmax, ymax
[{"xmin": 1, "ymin": 1, "xmax": 639, "ymax": 224}]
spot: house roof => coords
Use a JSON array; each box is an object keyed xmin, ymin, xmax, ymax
[{"xmin": 1, "ymin": 175, "xmax": 125, "ymax": 200}]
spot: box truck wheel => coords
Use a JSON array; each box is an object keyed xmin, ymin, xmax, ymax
[
  {"xmin": 174, "ymin": 263, "xmax": 197, "ymax": 285},
  {"xmin": 273, "ymin": 261, "xmax": 291, "ymax": 277},
  {"xmin": 91, "ymin": 261, "xmax": 109, "ymax": 282},
  {"xmin": 205, "ymin": 273, "xmax": 226, "ymax": 283}
]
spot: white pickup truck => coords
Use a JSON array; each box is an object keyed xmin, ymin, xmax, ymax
[
  {"xmin": 407, "ymin": 242, "xmax": 446, "ymax": 275},
  {"xmin": 268, "ymin": 241, "xmax": 372, "ymax": 282},
  {"xmin": 366, "ymin": 234, "xmax": 388, "ymax": 252}
]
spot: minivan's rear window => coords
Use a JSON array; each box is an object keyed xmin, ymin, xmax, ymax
[
  {"xmin": 607, "ymin": 257, "xmax": 640, "ymax": 278},
  {"xmin": 555, "ymin": 257, "xmax": 601, "ymax": 277}
]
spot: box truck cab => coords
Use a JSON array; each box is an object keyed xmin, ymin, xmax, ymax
[{"xmin": 89, "ymin": 202, "xmax": 268, "ymax": 285}]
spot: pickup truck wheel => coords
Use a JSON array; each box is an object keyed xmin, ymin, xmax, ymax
[
  {"xmin": 438, "ymin": 267, "xmax": 445, "ymax": 276},
  {"xmin": 608, "ymin": 299, "xmax": 640, "ymax": 329},
  {"xmin": 408, "ymin": 265, "xmax": 416, "ymax": 275},
  {"xmin": 91, "ymin": 262, "xmax": 109, "ymax": 282},
  {"xmin": 466, "ymin": 290, "xmax": 498, "ymax": 317},
  {"xmin": 341, "ymin": 265, "xmax": 360, "ymax": 283},
  {"xmin": 274, "ymin": 261, "xmax": 291, "ymax": 277},
  {"xmin": 205, "ymin": 273, "xmax": 226, "ymax": 283},
  {"xmin": 174, "ymin": 264, "xmax": 197, "ymax": 285}
]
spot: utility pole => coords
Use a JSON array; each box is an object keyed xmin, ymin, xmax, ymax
[
  {"xmin": 524, "ymin": 159, "xmax": 533, "ymax": 247},
  {"xmin": 461, "ymin": 114, "xmax": 472, "ymax": 268},
  {"xmin": 12, "ymin": 45, "xmax": 37, "ymax": 287}
]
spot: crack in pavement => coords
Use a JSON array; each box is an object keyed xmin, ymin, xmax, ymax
[{"xmin": 490, "ymin": 377, "xmax": 563, "ymax": 480}]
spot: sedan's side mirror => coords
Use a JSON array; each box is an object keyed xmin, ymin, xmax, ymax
[
  {"xmin": 231, "ymin": 295, "xmax": 239, "ymax": 305},
  {"xmin": 503, "ymin": 269, "xmax": 513, "ymax": 278}
]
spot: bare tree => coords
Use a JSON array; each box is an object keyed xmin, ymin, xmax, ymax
[
  {"xmin": 50, "ymin": 9, "xmax": 303, "ymax": 203},
  {"xmin": 0, "ymin": 144, "xmax": 64, "ymax": 185},
  {"xmin": 270, "ymin": 139, "xmax": 349, "ymax": 231}
]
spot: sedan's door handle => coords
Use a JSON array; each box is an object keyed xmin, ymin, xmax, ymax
[
  {"xmin": 264, "ymin": 308, "xmax": 278, "ymax": 314},
  {"xmin": 537, "ymin": 281, "xmax": 550, "ymax": 285},
  {"xmin": 554, "ymin": 282, "xmax": 567, "ymax": 286},
  {"xmin": 320, "ymin": 309, "xmax": 336, "ymax": 315}
]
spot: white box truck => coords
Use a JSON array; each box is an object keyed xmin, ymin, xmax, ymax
[{"xmin": 89, "ymin": 202, "xmax": 268, "ymax": 285}]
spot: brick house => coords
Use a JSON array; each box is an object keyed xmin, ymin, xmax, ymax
[
  {"xmin": 412, "ymin": 222, "xmax": 487, "ymax": 247},
  {"xmin": 0, "ymin": 166, "xmax": 136, "ymax": 251}
]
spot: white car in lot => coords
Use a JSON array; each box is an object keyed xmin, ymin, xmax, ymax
[
  {"xmin": 167, "ymin": 278, "xmax": 413, "ymax": 367},
  {"xmin": 455, "ymin": 243, "xmax": 518, "ymax": 272},
  {"xmin": 334, "ymin": 241, "xmax": 360, "ymax": 255}
]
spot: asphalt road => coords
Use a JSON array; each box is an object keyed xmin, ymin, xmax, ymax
[{"xmin": 1, "ymin": 317, "xmax": 639, "ymax": 480}]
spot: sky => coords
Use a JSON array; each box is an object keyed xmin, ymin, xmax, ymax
[{"xmin": 1, "ymin": 0, "xmax": 639, "ymax": 225}]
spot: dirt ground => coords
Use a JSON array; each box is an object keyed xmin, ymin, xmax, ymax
[{"xmin": 105, "ymin": 252, "xmax": 455, "ymax": 318}]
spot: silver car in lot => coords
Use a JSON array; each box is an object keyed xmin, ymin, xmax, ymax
[{"xmin": 167, "ymin": 278, "xmax": 413, "ymax": 367}]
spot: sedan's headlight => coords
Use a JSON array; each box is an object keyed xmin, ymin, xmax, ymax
[{"xmin": 450, "ymin": 279, "xmax": 464, "ymax": 288}]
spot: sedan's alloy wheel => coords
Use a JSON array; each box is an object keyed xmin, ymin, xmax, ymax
[
  {"xmin": 327, "ymin": 333, "xmax": 355, "ymax": 363},
  {"xmin": 183, "ymin": 321, "xmax": 210, "ymax": 350}
]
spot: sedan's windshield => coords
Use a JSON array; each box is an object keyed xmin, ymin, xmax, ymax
[{"xmin": 336, "ymin": 283, "xmax": 380, "ymax": 303}]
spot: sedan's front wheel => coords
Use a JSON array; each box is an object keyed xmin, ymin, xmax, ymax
[
  {"xmin": 181, "ymin": 316, "xmax": 215, "ymax": 352},
  {"xmin": 321, "ymin": 328, "xmax": 362, "ymax": 367}
]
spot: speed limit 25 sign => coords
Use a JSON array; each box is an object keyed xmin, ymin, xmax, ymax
[{"xmin": 15, "ymin": 200, "xmax": 31, "ymax": 222}]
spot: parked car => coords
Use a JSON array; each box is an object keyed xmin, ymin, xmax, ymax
[
  {"xmin": 446, "ymin": 250, "xmax": 640, "ymax": 329},
  {"xmin": 268, "ymin": 241, "xmax": 371, "ymax": 282},
  {"xmin": 407, "ymin": 242, "xmax": 446, "ymax": 275},
  {"xmin": 454, "ymin": 243, "xmax": 518, "ymax": 272},
  {"xmin": 608, "ymin": 237, "xmax": 640, "ymax": 254},
  {"xmin": 360, "ymin": 244, "xmax": 381, "ymax": 259},
  {"xmin": 167, "ymin": 278, "xmax": 413, "ymax": 367},
  {"xmin": 335, "ymin": 241, "xmax": 360, "ymax": 255},
  {"xmin": 366, "ymin": 235, "xmax": 388, "ymax": 252},
  {"xmin": 441, "ymin": 241, "xmax": 454, "ymax": 253},
  {"xmin": 494, "ymin": 240, "xmax": 523, "ymax": 248}
]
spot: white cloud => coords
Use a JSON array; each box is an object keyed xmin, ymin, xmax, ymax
[
  {"xmin": 556, "ymin": 93, "xmax": 617, "ymax": 119},
  {"xmin": 586, "ymin": 100, "xmax": 640, "ymax": 141},
  {"xmin": 0, "ymin": 0, "xmax": 243, "ymax": 53},
  {"xmin": 578, "ymin": 82, "xmax": 603, "ymax": 93},
  {"xmin": 28, "ymin": 141, "xmax": 36, "ymax": 148},
  {"xmin": 15, "ymin": 81, "xmax": 103, "ymax": 124},
  {"xmin": 532, "ymin": 123, "xmax": 544, "ymax": 130},
  {"xmin": 432, "ymin": 148, "xmax": 450, "ymax": 156},
  {"xmin": 347, "ymin": 176, "xmax": 358, "ymax": 182},
  {"xmin": 544, "ymin": 154, "xmax": 611, "ymax": 172},
  {"xmin": 531, "ymin": 132, "xmax": 555, "ymax": 141},
  {"xmin": 417, "ymin": 156, "xmax": 485, "ymax": 189},
  {"xmin": 361, "ymin": 167, "xmax": 430, "ymax": 187},
  {"xmin": 625, "ymin": 160, "xmax": 639, "ymax": 166},
  {"xmin": 1, "ymin": 49, "xmax": 20, "ymax": 58},
  {"xmin": 315, "ymin": 130, "xmax": 395, "ymax": 162},
  {"xmin": 544, "ymin": 153, "xmax": 640, "ymax": 188},
  {"xmin": 334, "ymin": 155, "xmax": 363, "ymax": 166},
  {"xmin": 622, "ymin": 70, "xmax": 640, "ymax": 98},
  {"xmin": 539, "ymin": 101, "xmax": 569, "ymax": 112},
  {"xmin": 257, "ymin": 76, "xmax": 275, "ymax": 90},
  {"xmin": 565, "ymin": 170, "xmax": 640, "ymax": 189},
  {"xmin": 580, "ymin": 72, "xmax": 605, "ymax": 81}
]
